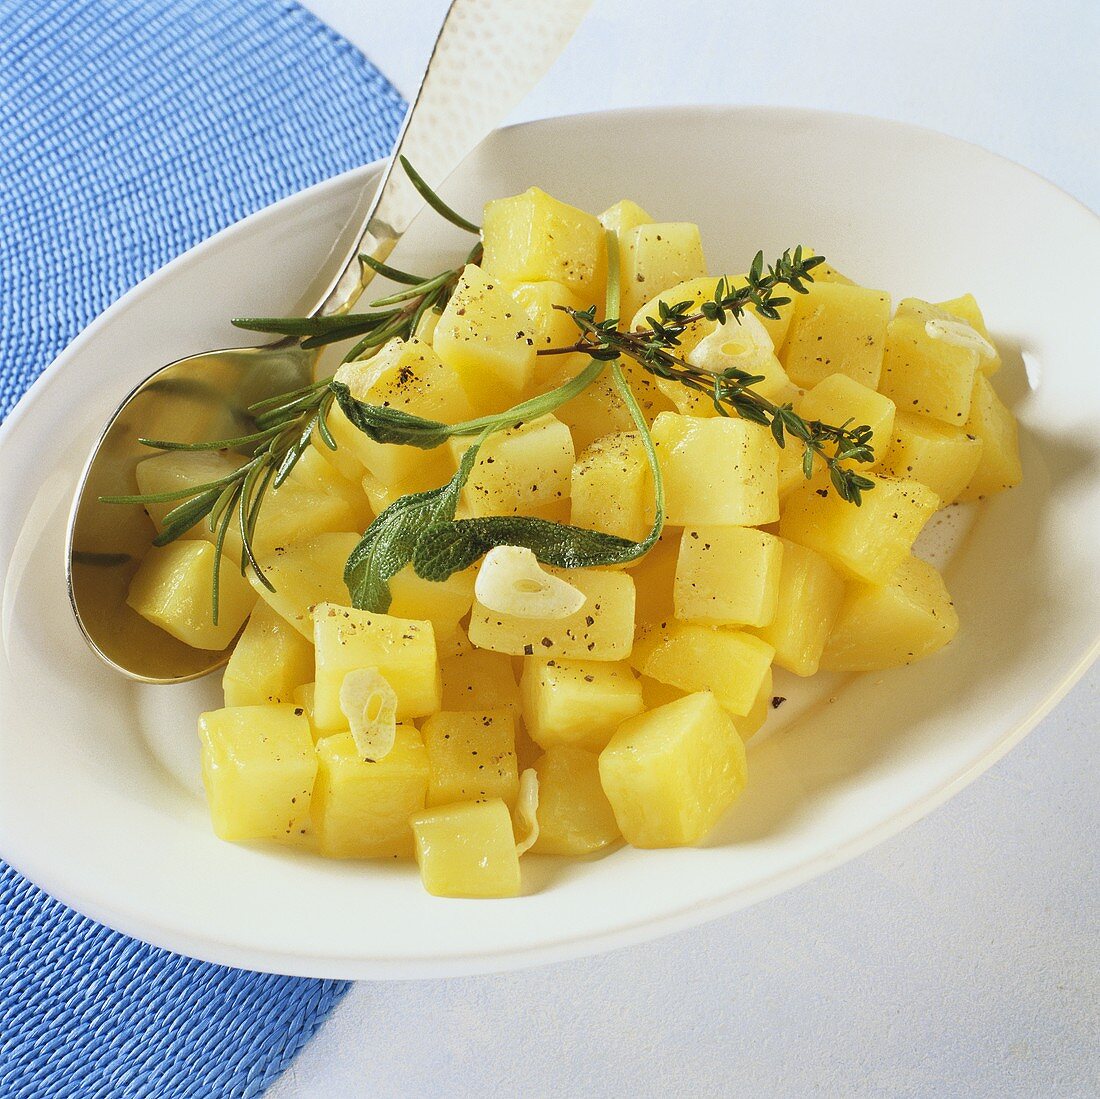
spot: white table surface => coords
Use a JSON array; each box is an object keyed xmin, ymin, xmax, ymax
[{"xmin": 275, "ymin": 3, "xmax": 1099, "ymax": 1095}]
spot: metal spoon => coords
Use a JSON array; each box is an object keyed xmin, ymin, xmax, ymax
[{"xmin": 66, "ymin": 0, "xmax": 591, "ymax": 683}]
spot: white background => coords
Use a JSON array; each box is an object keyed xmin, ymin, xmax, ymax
[{"xmin": 274, "ymin": 2, "xmax": 1099, "ymax": 1096}]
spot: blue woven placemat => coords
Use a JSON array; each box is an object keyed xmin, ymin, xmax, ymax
[{"xmin": 0, "ymin": 0, "xmax": 405, "ymax": 1095}]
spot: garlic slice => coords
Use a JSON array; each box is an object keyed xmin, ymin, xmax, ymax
[
  {"xmin": 475, "ymin": 546, "xmax": 586, "ymax": 620},
  {"xmin": 514, "ymin": 767, "xmax": 540, "ymax": 856},
  {"xmin": 339, "ymin": 668, "xmax": 398, "ymax": 762},
  {"xmin": 687, "ymin": 311, "xmax": 775, "ymax": 375},
  {"xmin": 925, "ymin": 317, "xmax": 997, "ymax": 361}
]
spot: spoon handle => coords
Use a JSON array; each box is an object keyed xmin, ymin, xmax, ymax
[{"xmin": 314, "ymin": 0, "xmax": 592, "ymax": 319}]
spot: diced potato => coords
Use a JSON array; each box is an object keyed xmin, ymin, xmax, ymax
[
  {"xmin": 935, "ymin": 293, "xmax": 1001, "ymax": 374},
  {"xmin": 440, "ymin": 649, "xmax": 520, "ymax": 716},
  {"xmin": 546, "ymin": 362, "xmax": 635, "ymax": 452},
  {"xmin": 482, "ymin": 186, "xmax": 606, "ymax": 300},
  {"xmin": 879, "ymin": 311, "xmax": 980, "ymax": 425},
  {"xmin": 509, "ymin": 279, "xmax": 589, "ymax": 389},
  {"xmin": 223, "ymin": 600, "xmax": 314, "ymax": 706},
  {"xmin": 780, "ymin": 282, "xmax": 891, "ymax": 389},
  {"xmin": 470, "ymin": 568, "xmax": 635, "ymax": 661},
  {"xmin": 674, "ymin": 526, "xmax": 783, "ymax": 628},
  {"xmin": 292, "ymin": 681, "xmax": 317, "ymax": 728},
  {"xmin": 135, "ymin": 450, "xmax": 248, "ymax": 531},
  {"xmin": 821, "ymin": 555, "xmax": 959, "ymax": 671},
  {"xmin": 570, "ymin": 432, "xmax": 654, "ymax": 541},
  {"xmin": 249, "ymin": 531, "xmax": 361, "ymax": 639},
  {"xmin": 387, "ymin": 564, "xmax": 475, "ymax": 648},
  {"xmin": 434, "ymin": 265, "xmax": 538, "ymax": 412},
  {"xmin": 598, "ymin": 692, "xmax": 747, "ymax": 847},
  {"xmin": 311, "ymin": 726, "xmax": 429, "ymax": 857},
  {"xmin": 630, "ymin": 276, "xmax": 793, "ymax": 356},
  {"xmin": 620, "ymin": 222, "xmax": 708, "ymax": 320},
  {"xmin": 957, "ymin": 373, "xmax": 1022, "ymax": 502},
  {"xmin": 421, "ymin": 710, "xmax": 519, "ymax": 808},
  {"xmin": 198, "ymin": 704, "xmax": 316, "ymax": 842},
  {"xmin": 631, "ymin": 622, "xmax": 774, "ymax": 717},
  {"xmin": 795, "ymin": 374, "xmax": 896, "ymax": 467},
  {"xmin": 411, "ymin": 799, "xmax": 521, "ymax": 898},
  {"xmin": 615, "ymin": 356, "xmax": 679, "ymax": 423},
  {"xmin": 286, "ymin": 446, "xmax": 373, "ymax": 530},
  {"xmin": 328, "ymin": 337, "xmax": 473, "ymax": 493},
  {"xmin": 135, "ymin": 450, "xmax": 356, "ymax": 562},
  {"xmin": 750, "ymin": 540, "xmax": 845, "ymax": 676},
  {"xmin": 128, "ymin": 541, "xmax": 255, "ymax": 650},
  {"xmin": 779, "ymin": 475, "xmax": 938, "ymax": 584},
  {"xmin": 449, "ymin": 415, "xmax": 574, "ymax": 517},
  {"xmin": 520, "ymin": 658, "xmax": 644, "ymax": 751},
  {"xmin": 532, "ymin": 746, "xmax": 621, "ymax": 855},
  {"xmin": 774, "ymin": 438, "xmax": 831, "ymax": 502},
  {"xmin": 626, "ymin": 531, "xmax": 679, "ymax": 626},
  {"xmin": 639, "ymin": 675, "xmax": 686, "ymax": 710},
  {"xmin": 731, "ymin": 666, "xmax": 772, "ymax": 742},
  {"xmin": 313, "ymin": 603, "xmax": 440, "ymax": 728},
  {"xmin": 651, "ymin": 413, "xmax": 779, "ymax": 526},
  {"xmin": 880, "ymin": 411, "xmax": 983, "ymax": 505},
  {"xmin": 599, "ymin": 198, "xmax": 654, "ymax": 285}
]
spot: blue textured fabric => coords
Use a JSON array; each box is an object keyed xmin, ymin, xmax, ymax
[{"xmin": 0, "ymin": 0, "xmax": 406, "ymax": 1095}]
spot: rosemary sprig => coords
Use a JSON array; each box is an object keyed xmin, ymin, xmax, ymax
[{"xmin": 541, "ymin": 246, "xmax": 877, "ymax": 504}]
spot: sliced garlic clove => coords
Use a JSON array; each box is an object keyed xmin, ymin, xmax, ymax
[
  {"xmin": 687, "ymin": 311, "xmax": 775, "ymax": 375},
  {"xmin": 925, "ymin": 317, "xmax": 997, "ymax": 361},
  {"xmin": 339, "ymin": 667, "xmax": 398, "ymax": 762},
  {"xmin": 475, "ymin": 545, "xmax": 586, "ymax": 620},
  {"xmin": 514, "ymin": 767, "xmax": 540, "ymax": 856}
]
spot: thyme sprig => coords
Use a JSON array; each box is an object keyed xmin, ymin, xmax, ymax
[{"xmin": 542, "ymin": 248, "xmax": 877, "ymax": 504}]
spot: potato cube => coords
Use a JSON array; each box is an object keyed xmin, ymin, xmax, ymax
[
  {"xmin": 626, "ymin": 531, "xmax": 679, "ymax": 626},
  {"xmin": 311, "ymin": 727, "xmax": 429, "ymax": 857},
  {"xmin": 411, "ymin": 799, "xmax": 521, "ymax": 898},
  {"xmin": 285, "ymin": 446, "xmax": 373, "ymax": 530},
  {"xmin": 440, "ymin": 649, "xmax": 520, "ymax": 716},
  {"xmin": 520, "ymin": 658, "xmax": 644, "ymax": 751},
  {"xmin": 652, "ymin": 413, "xmax": 779, "ymax": 526},
  {"xmin": 599, "ymin": 198, "xmax": 653, "ymax": 285},
  {"xmin": 249, "ymin": 531, "xmax": 362, "ymax": 639},
  {"xmin": 421, "ymin": 710, "xmax": 519, "ymax": 808},
  {"xmin": 198, "ymin": 704, "xmax": 316, "ymax": 841},
  {"xmin": 821, "ymin": 555, "xmax": 959, "ymax": 671},
  {"xmin": 749, "ymin": 540, "xmax": 845, "ymax": 676},
  {"xmin": 630, "ymin": 276, "xmax": 793, "ymax": 357},
  {"xmin": 313, "ymin": 603, "xmax": 440, "ymax": 729},
  {"xmin": 449, "ymin": 414, "xmax": 574, "ymax": 517},
  {"xmin": 128, "ymin": 541, "xmax": 255, "ymax": 650},
  {"xmin": 135, "ymin": 450, "xmax": 247, "ymax": 531},
  {"xmin": 795, "ymin": 374, "xmax": 896, "ymax": 467},
  {"xmin": 620, "ymin": 222, "xmax": 708, "ymax": 321},
  {"xmin": 482, "ymin": 186, "xmax": 606, "ymax": 300},
  {"xmin": 387, "ymin": 564, "xmax": 475, "ymax": 648},
  {"xmin": 531, "ymin": 746, "xmax": 621, "ymax": 855},
  {"xmin": 935, "ymin": 294, "xmax": 1001, "ymax": 374},
  {"xmin": 223, "ymin": 600, "xmax": 314, "ymax": 707},
  {"xmin": 956, "ymin": 374, "xmax": 1022, "ymax": 502},
  {"xmin": 731, "ymin": 666, "xmax": 772, "ymax": 742},
  {"xmin": 328, "ymin": 337, "xmax": 473, "ymax": 493},
  {"xmin": 674, "ymin": 526, "xmax": 783, "ymax": 627},
  {"xmin": 469, "ymin": 568, "xmax": 635, "ymax": 660},
  {"xmin": 434, "ymin": 264, "xmax": 538, "ymax": 412},
  {"xmin": 779, "ymin": 474, "xmax": 938, "ymax": 584},
  {"xmin": 880, "ymin": 312, "xmax": 979, "ymax": 425},
  {"xmin": 599, "ymin": 692, "xmax": 747, "ymax": 847},
  {"xmin": 509, "ymin": 279, "xmax": 589, "ymax": 388},
  {"xmin": 880, "ymin": 411, "xmax": 983, "ymax": 505},
  {"xmin": 780, "ymin": 282, "xmax": 891, "ymax": 389},
  {"xmin": 631, "ymin": 623, "xmax": 774, "ymax": 717},
  {"xmin": 570, "ymin": 433, "xmax": 654, "ymax": 541},
  {"xmin": 545, "ymin": 363, "xmax": 635, "ymax": 452}
]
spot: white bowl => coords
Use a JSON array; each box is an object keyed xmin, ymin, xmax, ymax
[{"xmin": 1, "ymin": 108, "xmax": 1097, "ymax": 978}]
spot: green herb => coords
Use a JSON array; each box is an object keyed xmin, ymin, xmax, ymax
[{"xmin": 541, "ymin": 246, "xmax": 877, "ymax": 504}]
